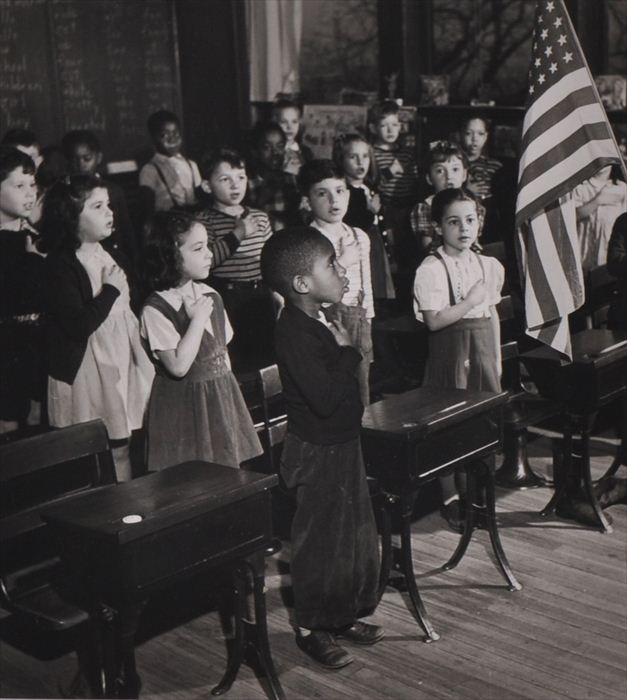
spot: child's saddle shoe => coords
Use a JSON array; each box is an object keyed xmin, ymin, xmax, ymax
[
  {"xmin": 337, "ymin": 621, "xmax": 385, "ymax": 645},
  {"xmin": 295, "ymin": 630, "xmax": 354, "ymax": 669}
]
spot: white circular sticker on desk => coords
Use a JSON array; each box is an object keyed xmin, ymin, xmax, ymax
[{"xmin": 122, "ymin": 514, "xmax": 143, "ymax": 524}]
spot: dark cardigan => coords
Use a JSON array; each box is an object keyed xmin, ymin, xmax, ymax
[{"xmin": 44, "ymin": 248, "xmax": 132, "ymax": 384}]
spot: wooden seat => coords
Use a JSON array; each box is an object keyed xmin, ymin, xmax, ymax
[
  {"xmin": 570, "ymin": 264, "xmax": 619, "ymax": 332},
  {"xmin": 0, "ymin": 420, "xmax": 117, "ymax": 634},
  {"xmin": 253, "ymin": 365, "xmax": 288, "ymax": 475}
]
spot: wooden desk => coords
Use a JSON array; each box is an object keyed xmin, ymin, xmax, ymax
[
  {"xmin": 522, "ymin": 329, "xmax": 627, "ymax": 532},
  {"xmin": 42, "ymin": 461, "xmax": 283, "ymax": 700},
  {"xmin": 362, "ymin": 387, "xmax": 521, "ymax": 642}
]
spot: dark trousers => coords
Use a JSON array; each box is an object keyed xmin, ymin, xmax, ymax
[
  {"xmin": 280, "ymin": 433, "xmax": 380, "ymax": 630},
  {"xmin": 209, "ymin": 279, "xmax": 276, "ymax": 373}
]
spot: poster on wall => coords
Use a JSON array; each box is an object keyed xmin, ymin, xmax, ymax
[{"xmin": 302, "ymin": 105, "xmax": 368, "ymax": 158}]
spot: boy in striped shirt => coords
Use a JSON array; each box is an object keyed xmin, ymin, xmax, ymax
[{"xmin": 195, "ymin": 148, "xmax": 276, "ymax": 371}]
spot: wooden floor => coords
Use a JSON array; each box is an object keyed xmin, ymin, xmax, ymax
[{"xmin": 2, "ymin": 433, "xmax": 626, "ymax": 700}]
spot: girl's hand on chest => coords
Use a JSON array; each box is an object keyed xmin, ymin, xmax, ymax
[{"xmin": 184, "ymin": 295, "xmax": 214, "ymax": 324}]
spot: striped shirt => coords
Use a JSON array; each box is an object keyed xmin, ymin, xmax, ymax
[
  {"xmin": 373, "ymin": 144, "xmax": 419, "ymax": 208},
  {"xmin": 196, "ymin": 207, "xmax": 272, "ymax": 281},
  {"xmin": 467, "ymin": 155, "xmax": 503, "ymax": 200}
]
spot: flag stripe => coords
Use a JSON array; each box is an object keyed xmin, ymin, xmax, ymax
[
  {"xmin": 519, "ymin": 102, "xmax": 608, "ymax": 180},
  {"xmin": 517, "ymin": 145, "xmax": 618, "ymax": 225},
  {"xmin": 521, "ymin": 69, "xmax": 593, "ymax": 138},
  {"xmin": 520, "ymin": 84, "xmax": 598, "ymax": 156},
  {"xmin": 519, "ymin": 121, "xmax": 612, "ymax": 192}
]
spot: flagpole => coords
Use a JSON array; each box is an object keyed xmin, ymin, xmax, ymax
[{"xmin": 562, "ymin": 3, "xmax": 627, "ymax": 182}]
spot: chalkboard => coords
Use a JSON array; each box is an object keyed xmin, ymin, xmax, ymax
[{"xmin": 0, "ymin": 0, "xmax": 182, "ymax": 161}]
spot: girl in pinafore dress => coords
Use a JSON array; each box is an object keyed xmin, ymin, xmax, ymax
[
  {"xmin": 141, "ymin": 211, "xmax": 262, "ymax": 471},
  {"xmin": 413, "ymin": 188, "xmax": 504, "ymax": 531},
  {"xmin": 41, "ymin": 176, "xmax": 154, "ymax": 482}
]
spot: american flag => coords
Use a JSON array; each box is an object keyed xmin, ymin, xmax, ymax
[{"xmin": 516, "ymin": 0, "xmax": 623, "ymax": 358}]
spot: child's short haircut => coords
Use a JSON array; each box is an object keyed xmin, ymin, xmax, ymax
[
  {"xmin": 1, "ymin": 128, "xmax": 38, "ymax": 149},
  {"xmin": 427, "ymin": 140, "xmax": 470, "ymax": 171},
  {"xmin": 39, "ymin": 174, "xmax": 102, "ymax": 253},
  {"xmin": 431, "ymin": 187, "xmax": 478, "ymax": 225},
  {"xmin": 367, "ymin": 99, "xmax": 399, "ymax": 126},
  {"xmin": 61, "ymin": 130, "xmax": 101, "ymax": 160},
  {"xmin": 143, "ymin": 210, "xmax": 198, "ymax": 292},
  {"xmin": 297, "ymin": 159, "xmax": 345, "ymax": 196},
  {"xmin": 460, "ymin": 116, "xmax": 491, "ymax": 133},
  {"xmin": 147, "ymin": 110, "xmax": 180, "ymax": 141},
  {"xmin": 0, "ymin": 146, "xmax": 36, "ymax": 184},
  {"xmin": 261, "ymin": 226, "xmax": 332, "ymax": 297},
  {"xmin": 200, "ymin": 147, "xmax": 246, "ymax": 180},
  {"xmin": 271, "ymin": 98, "xmax": 302, "ymax": 120}
]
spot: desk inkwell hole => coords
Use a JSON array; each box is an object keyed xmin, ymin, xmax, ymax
[{"xmin": 122, "ymin": 514, "xmax": 143, "ymax": 524}]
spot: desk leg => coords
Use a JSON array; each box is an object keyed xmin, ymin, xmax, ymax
[
  {"xmin": 483, "ymin": 464, "xmax": 522, "ymax": 591},
  {"xmin": 442, "ymin": 467, "xmax": 476, "ymax": 571},
  {"xmin": 248, "ymin": 552, "xmax": 285, "ymax": 700},
  {"xmin": 212, "ymin": 567, "xmax": 246, "ymax": 696},
  {"xmin": 376, "ymin": 493, "xmax": 394, "ymax": 603},
  {"xmin": 398, "ymin": 493, "xmax": 440, "ymax": 643},
  {"xmin": 540, "ymin": 414, "xmax": 573, "ymax": 517},
  {"xmin": 579, "ymin": 418, "xmax": 613, "ymax": 534},
  {"xmin": 212, "ymin": 554, "xmax": 285, "ymax": 700}
]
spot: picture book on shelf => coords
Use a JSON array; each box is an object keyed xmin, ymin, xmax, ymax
[
  {"xmin": 418, "ymin": 75, "xmax": 450, "ymax": 106},
  {"xmin": 301, "ymin": 104, "xmax": 368, "ymax": 158}
]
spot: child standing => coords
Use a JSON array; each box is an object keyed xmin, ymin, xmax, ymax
[
  {"xmin": 271, "ymin": 99, "xmax": 313, "ymax": 176},
  {"xmin": 298, "ymin": 160, "xmax": 375, "ymax": 405},
  {"xmin": 368, "ymin": 100, "xmax": 418, "ymax": 212},
  {"xmin": 247, "ymin": 122, "xmax": 301, "ymax": 231},
  {"xmin": 260, "ymin": 227, "xmax": 382, "ymax": 670},
  {"xmin": 141, "ymin": 211, "xmax": 262, "ymax": 471},
  {"xmin": 413, "ymin": 188, "xmax": 504, "ymax": 530},
  {"xmin": 62, "ymin": 129, "xmax": 138, "ymax": 267},
  {"xmin": 0, "ymin": 147, "xmax": 45, "ymax": 433},
  {"xmin": 41, "ymin": 176, "xmax": 154, "ymax": 481},
  {"xmin": 368, "ymin": 100, "xmax": 419, "ymax": 275},
  {"xmin": 574, "ymin": 164, "xmax": 627, "ymax": 271},
  {"xmin": 410, "ymin": 141, "xmax": 470, "ymax": 256},
  {"xmin": 459, "ymin": 117, "xmax": 502, "ymax": 201},
  {"xmin": 139, "ymin": 110, "xmax": 201, "ymax": 214},
  {"xmin": 334, "ymin": 133, "xmax": 395, "ymax": 302},
  {"xmin": 193, "ymin": 148, "xmax": 276, "ymax": 371}
]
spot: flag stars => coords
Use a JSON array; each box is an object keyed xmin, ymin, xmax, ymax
[
  {"xmin": 534, "ymin": 57, "xmax": 542, "ymax": 67},
  {"xmin": 557, "ymin": 34, "xmax": 567, "ymax": 46},
  {"xmin": 545, "ymin": 45, "xmax": 553, "ymax": 57},
  {"xmin": 538, "ymin": 74, "xmax": 546, "ymax": 84},
  {"xmin": 540, "ymin": 28, "xmax": 549, "ymax": 40},
  {"xmin": 563, "ymin": 51, "xmax": 573, "ymax": 63},
  {"xmin": 529, "ymin": 85, "xmax": 535, "ymax": 94},
  {"xmin": 546, "ymin": 1, "xmax": 555, "ymax": 11},
  {"xmin": 549, "ymin": 62, "xmax": 558, "ymax": 73},
  {"xmin": 554, "ymin": 16, "xmax": 563, "ymax": 28}
]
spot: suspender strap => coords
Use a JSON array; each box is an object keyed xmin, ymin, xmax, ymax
[
  {"xmin": 431, "ymin": 250, "xmax": 487, "ymax": 307},
  {"xmin": 151, "ymin": 161, "xmax": 177, "ymax": 206},
  {"xmin": 432, "ymin": 250, "xmax": 456, "ymax": 307},
  {"xmin": 348, "ymin": 225, "xmax": 366, "ymax": 306}
]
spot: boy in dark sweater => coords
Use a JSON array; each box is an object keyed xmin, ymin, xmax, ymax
[{"xmin": 260, "ymin": 227, "xmax": 382, "ymax": 670}]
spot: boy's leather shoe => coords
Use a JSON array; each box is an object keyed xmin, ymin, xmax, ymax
[
  {"xmin": 337, "ymin": 621, "xmax": 385, "ymax": 645},
  {"xmin": 295, "ymin": 631, "xmax": 354, "ymax": 669}
]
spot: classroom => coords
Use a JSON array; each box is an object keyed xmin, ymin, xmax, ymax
[{"xmin": 0, "ymin": 1, "xmax": 626, "ymax": 698}]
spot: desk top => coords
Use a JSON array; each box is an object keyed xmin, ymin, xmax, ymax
[
  {"xmin": 362, "ymin": 386, "xmax": 507, "ymax": 442},
  {"xmin": 522, "ymin": 330, "xmax": 627, "ymax": 368},
  {"xmin": 42, "ymin": 462, "xmax": 278, "ymax": 545}
]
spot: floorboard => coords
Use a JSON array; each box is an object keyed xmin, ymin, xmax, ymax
[{"xmin": 1, "ymin": 434, "xmax": 626, "ymax": 700}]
